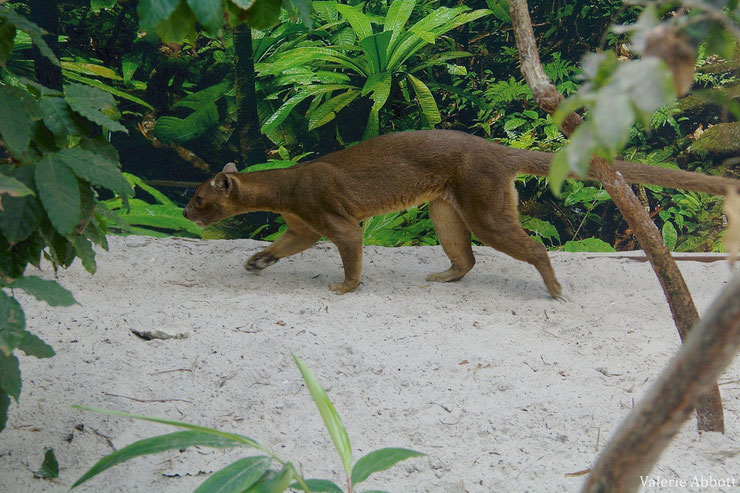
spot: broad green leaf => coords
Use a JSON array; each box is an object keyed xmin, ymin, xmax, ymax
[
  {"xmin": 153, "ymin": 80, "xmax": 231, "ymax": 144},
  {"xmin": 121, "ymin": 173, "xmax": 174, "ymax": 205},
  {"xmin": 10, "ymin": 276, "xmax": 76, "ymax": 307},
  {"xmin": 705, "ymin": 25, "xmax": 736, "ymax": 61},
  {"xmin": 137, "ymin": 0, "xmax": 182, "ymax": 30},
  {"xmin": 73, "ymin": 431, "xmax": 254, "ymax": 488},
  {"xmin": 290, "ymin": 478, "xmax": 343, "ymax": 493},
  {"xmin": 406, "ymin": 74, "xmax": 440, "ymax": 126},
  {"xmin": 17, "ymin": 331, "xmax": 55, "ymax": 359},
  {"xmin": 565, "ymin": 124, "xmax": 596, "ymax": 177},
  {"xmin": 56, "ymin": 147, "xmax": 132, "ymax": 198},
  {"xmin": 336, "ymin": 3, "xmax": 373, "ymax": 42},
  {"xmin": 548, "ymin": 149, "xmax": 569, "ymax": 196},
  {"xmin": 520, "ymin": 216, "xmax": 560, "ymax": 242},
  {"xmin": 384, "ymin": 0, "xmax": 415, "ymax": 50},
  {"xmin": 195, "ymin": 456, "xmax": 272, "ymax": 493},
  {"xmin": 231, "ymin": 0, "xmax": 256, "ymax": 8},
  {"xmin": 0, "ymin": 7, "xmax": 59, "ymax": 66},
  {"xmin": 37, "ymin": 449, "xmax": 59, "ymax": 479},
  {"xmin": 243, "ymin": 463, "xmax": 292, "ymax": 493},
  {"xmin": 561, "ymin": 238, "xmax": 616, "ymax": 252},
  {"xmin": 591, "ymin": 89, "xmax": 633, "ymax": 154},
  {"xmin": 0, "ymin": 85, "xmax": 33, "ymax": 155},
  {"xmin": 0, "ymin": 21, "xmax": 15, "ymax": 65},
  {"xmin": 351, "ymin": 448, "xmax": 425, "ymax": 485},
  {"xmin": 662, "ymin": 221, "xmax": 677, "ymax": 251},
  {"xmin": 313, "ymin": 1, "xmax": 338, "ymax": 22},
  {"xmin": 0, "ymin": 352, "xmax": 21, "ymax": 400},
  {"xmin": 244, "ymin": 0, "xmax": 282, "ymax": 31},
  {"xmin": 155, "ymin": 2, "xmax": 196, "ymax": 45},
  {"xmin": 72, "ymin": 405, "xmax": 264, "ymax": 449},
  {"xmin": 359, "ymin": 31, "xmax": 392, "ymax": 73},
  {"xmin": 63, "ymin": 72, "xmax": 154, "ymax": 110},
  {"xmin": 262, "ymin": 84, "xmax": 352, "ymax": 134},
  {"xmin": 563, "ymin": 187, "xmax": 610, "ymax": 207},
  {"xmin": 91, "ymin": 0, "xmax": 118, "ymax": 12},
  {"xmin": 0, "ymin": 291, "xmax": 25, "ymax": 356},
  {"xmin": 0, "ymin": 388, "xmax": 9, "ymax": 431},
  {"xmin": 308, "ymin": 89, "xmax": 360, "ymax": 130},
  {"xmin": 488, "ymin": 0, "xmax": 510, "ymax": 22},
  {"xmin": 73, "ymin": 235, "xmax": 96, "ymax": 274},
  {"xmin": 292, "ymin": 354, "xmax": 352, "ymax": 477},
  {"xmin": 0, "ymin": 170, "xmax": 42, "ymax": 244},
  {"xmin": 40, "ymin": 97, "xmax": 84, "ymax": 137},
  {"xmin": 504, "ymin": 117, "xmax": 526, "ymax": 132},
  {"xmin": 186, "ymin": 0, "xmax": 224, "ymax": 34},
  {"xmin": 62, "ymin": 61, "xmax": 122, "ymax": 80},
  {"xmin": 0, "ymin": 174, "xmax": 33, "ymax": 199},
  {"xmin": 35, "ymin": 154, "xmax": 81, "ymax": 236},
  {"xmin": 65, "ymin": 83, "xmax": 127, "ymax": 133}
]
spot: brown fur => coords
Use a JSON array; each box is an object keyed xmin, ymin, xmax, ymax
[{"xmin": 183, "ymin": 130, "xmax": 739, "ymax": 296}]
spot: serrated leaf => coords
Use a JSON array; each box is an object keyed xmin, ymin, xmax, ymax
[
  {"xmin": 56, "ymin": 147, "xmax": 132, "ymax": 198},
  {"xmin": 37, "ymin": 449, "xmax": 59, "ymax": 479},
  {"xmin": 0, "ymin": 170, "xmax": 41, "ymax": 245},
  {"xmin": 290, "ymin": 478, "xmax": 343, "ymax": 493},
  {"xmin": 137, "ymin": 0, "xmax": 182, "ymax": 31},
  {"xmin": 35, "ymin": 154, "xmax": 81, "ymax": 236},
  {"xmin": 40, "ymin": 97, "xmax": 84, "ymax": 137},
  {"xmin": 17, "ymin": 331, "xmax": 55, "ymax": 359},
  {"xmin": 0, "ymin": 85, "xmax": 34, "ymax": 155},
  {"xmin": 0, "ymin": 352, "xmax": 21, "ymax": 400},
  {"xmin": 73, "ymin": 431, "xmax": 254, "ymax": 488},
  {"xmin": 10, "ymin": 276, "xmax": 76, "ymax": 307},
  {"xmin": 292, "ymin": 354, "xmax": 352, "ymax": 477},
  {"xmin": 64, "ymin": 83, "xmax": 127, "ymax": 133},
  {"xmin": 351, "ymin": 448, "xmax": 425, "ymax": 485},
  {"xmin": 0, "ymin": 7, "xmax": 58, "ymax": 66},
  {"xmin": 662, "ymin": 221, "xmax": 677, "ymax": 251}
]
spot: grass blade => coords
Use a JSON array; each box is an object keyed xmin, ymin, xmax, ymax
[
  {"xmin": 292, "ymin": 354, "xmax": 352, "ymax": 477},
  {"xmin": 194, "ymin": 456, "xmax": 272, "ymax": 493}
]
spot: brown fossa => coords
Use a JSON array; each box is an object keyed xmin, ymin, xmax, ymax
[{"xmin": 183, "ymin": 129, "xmax": 740, "ymax": 296}]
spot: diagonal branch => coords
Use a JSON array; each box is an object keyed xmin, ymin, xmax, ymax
[{"xmin": 507, "ymin": 0, "xmax": 724, "ymax": 433}]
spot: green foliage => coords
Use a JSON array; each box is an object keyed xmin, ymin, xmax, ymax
[
  {"xmin": 36, "ymin": 449, "xmax": 59, "ymax": 480},
  {"xmin": 101, "ymin": 173, "xmax": 202, "ymax": 238},
  {"xmin": 73, "ymin": 355, "xmax": 423, "ymax": 492},
  {"xmin": 257, "ymin": 0, "xmax": 490, "ymax": 140},
  {"xmin": 561, "ymin": 238, "xmax": 616, "ymax": 252},
  {"xmin": 0, "ymin": 7, "xmax": 133, "ymax": 432}
]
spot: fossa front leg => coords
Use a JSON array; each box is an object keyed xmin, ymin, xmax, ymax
[{"xmin": 245, "ymin": 214, "xmax": 320, "ymax": 272}]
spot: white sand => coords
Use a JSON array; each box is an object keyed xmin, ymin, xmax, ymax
[{"xmin": 1, "ymin": 236, "xmax": 738, "ymax": 492}]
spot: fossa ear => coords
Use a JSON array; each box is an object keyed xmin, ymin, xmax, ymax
[
  {"xmin": 222, "ymin": 162, "xmax": 238, "ymax": 173},
  {"xmin": 213, "ymin": 172, "xmax": 234, "ymax": 192}
]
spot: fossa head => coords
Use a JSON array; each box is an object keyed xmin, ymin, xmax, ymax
[{"xmin": 182, "ymin": 162, "xmax": 240, "ymax": 227}]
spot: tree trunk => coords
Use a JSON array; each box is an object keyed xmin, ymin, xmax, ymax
[
  {"xmin": 233, "ymin": 24, "xmax": 267, "ymax": 167},
  {"xmin": 507, "ymin": 0, "xmax": 724, "ymax": 432},
  {"xmin": 29, "ymin": 0, "xmax": 62, "ymax": 91},
  {"xmin": 583, "ymin": 273, "xmax": 740, "ymax": 492}
]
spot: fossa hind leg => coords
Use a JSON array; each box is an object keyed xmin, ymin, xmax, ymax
[
  {"xmin": 426, "ymin": 199, "xmax": 475, "ymax": 282},
  {"xmin": 456, "ymin": 188, "xmax": 562, "ymax": 298},
  {"xmin": 245, "ymin": 213, "xmax": 320, "ymax": 271}
]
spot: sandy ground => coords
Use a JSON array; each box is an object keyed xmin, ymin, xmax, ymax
[{"xmin": 1, "ymin": 236, "xmax": 739, "ymax": 493}]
